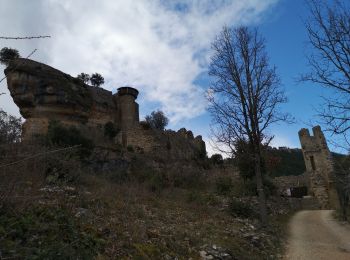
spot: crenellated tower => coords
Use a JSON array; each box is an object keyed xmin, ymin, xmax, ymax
[{"xmin": 298, "ymin": 126, "xmax": 339, "ymax": 209}]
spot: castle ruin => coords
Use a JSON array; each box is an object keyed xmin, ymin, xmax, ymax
[
  {"xmin": 298, "ymin": 126, "xmax": 339, "ymax": 209},
  {"xmin": 4, "ymin": 58, "xmax": 206, "ymax": 160}
]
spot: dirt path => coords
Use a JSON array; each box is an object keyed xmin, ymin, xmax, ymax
[{"xmin": 285, "ymin": 210, "xmax": 350, "ymax": 260}]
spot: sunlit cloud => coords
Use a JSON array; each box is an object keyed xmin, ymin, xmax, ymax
[{"xmin": 0, "ymin": 0, "xmax": 279, "ymax": 122}]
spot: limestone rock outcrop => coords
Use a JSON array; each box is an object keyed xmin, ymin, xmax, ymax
[
  {"xmin": 5, "ymin": 58, "xmax": 139, "ymax": 139},
  {"xmin": 5, "ymin": 58, "xmax": 206, "ymax": 160}
]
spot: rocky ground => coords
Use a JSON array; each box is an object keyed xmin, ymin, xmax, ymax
[{"xmin": 0, "ymin": 171, "xmax": 296, "ymax": 259}]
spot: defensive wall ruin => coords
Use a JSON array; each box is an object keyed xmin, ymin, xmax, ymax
[
  {"xmin": 4, "ymin": 58, "xmax": 206, "ymax": 160},
  {"xmin": 298, "ymin": 126, "xmax": 339, "ymax": 209}
]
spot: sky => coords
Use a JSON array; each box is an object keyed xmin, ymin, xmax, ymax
[{"xmin": 0, "ymin": 0, "xmax": 341, "ymax": 155}]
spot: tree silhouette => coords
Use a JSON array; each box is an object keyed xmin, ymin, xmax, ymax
[
  {"xmin": 77, "ymin": 73, "xmax": 90, "ymax": 84},
  {"xmin": 90, "ymin": 73, "xmax": 104, "ymax": 87},
  {"xmin": 145, "ymin": 110, "xmax": 169, "ymax": 131},
  {"xmin": 208, "ymin": 26, "xmax": 290, "ymax": 226},
  {"xmin": 0, "ymin": 47, "xmax": 20, "ymax": 66},
  {"xmin": 302, "ymin": 0, "xmax": 350, "ymax": 135}
]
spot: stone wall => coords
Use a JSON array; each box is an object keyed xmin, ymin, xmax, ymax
[
  {"xmin": 298, "ymin": 126, "xmax": 339, "ymax": 209},
  {"xmin": 273, "ymin": 174, "xmax": 307, "ymax": 196},
  {"xmin": 5, "ymin": 58, "xmax": 206, "ymax": 162},
  {"xmin": 123, "ymin": 126, "xmax": 206, "ymax": 161},
  {"xmin": 5, "ymin": 58, "xmax": 139, "ymax": 140}
]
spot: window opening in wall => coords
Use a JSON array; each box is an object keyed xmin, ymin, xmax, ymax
[{"xmin": 310, "ymin": 156, "xmax": 316, "ymax": 170}]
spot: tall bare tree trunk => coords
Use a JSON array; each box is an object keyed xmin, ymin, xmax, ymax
[
  {"xmin": 208, "ymin": 26, "xmax": 290, "ymax": 226},
  {"xmin": 255, "ymin": 152, "xmax": 268, "ymax": 226}
]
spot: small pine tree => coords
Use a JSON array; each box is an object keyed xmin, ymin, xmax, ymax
[
  {"xmin": 90, "ymin": 73, "xmax": 104, "ymax": 87},
  {"xmin": 104, "ymin": 121, "xmax": 119, "ymax": 139},
  {"xmin": 0, "ymin": 47, "xmax": 20, "ymax": 66},
  {"xmin": 77, "ymin": 73, "xmax": 90, "ymax": 84}
]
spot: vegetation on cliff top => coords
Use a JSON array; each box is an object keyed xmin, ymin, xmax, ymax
[
  {"xmin": 0, "ymin": 110, "xmax": 290, "ymax": 258},
  {"xmin": 0, "ymin": 47, "xmax": 20, "ymax": 66}
]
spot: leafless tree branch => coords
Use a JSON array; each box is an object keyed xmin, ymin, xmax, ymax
[
  {"xmin": 207, "ymin": 26, "xmax": 291, "ymax": 226},
  {"xmin": 0, "ymin": 35, "xmax": 50, "ymax": 40},
  {"xmin": 301, "ymin": 0, "xmax": 350, "ymax": 136}
]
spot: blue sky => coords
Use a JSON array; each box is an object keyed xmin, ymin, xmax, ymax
[
  {"xmin": 0, "ymin": 0, "xmax": 341, "ymax": 154},
  {"xmin": 168, "ymin": 0, "xmax": 338, "ymax": 153}
]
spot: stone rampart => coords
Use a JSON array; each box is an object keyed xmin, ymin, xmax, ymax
[{"xmin": 5, "ymin": 58, "xmax": 206, "ymax": 161}]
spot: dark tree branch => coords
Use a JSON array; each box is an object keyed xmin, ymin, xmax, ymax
[
  {"xmin": 302, "ymin": 0, "xmax": 350, "ymax": 136},
  {"xmin": 0, "ymin": 35, "xmax": 50, "ymax": 40},
  {"xmin": 208, "ymin": 26, "xmax": 291, "ymax": 226}
]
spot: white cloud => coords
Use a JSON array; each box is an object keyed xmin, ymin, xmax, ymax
[
  {"xmin": 203, "ymin": 135, "xmax": 236, "ymax": 158},
  {"xmin": 0, "ymin": 0, "xmax": 278, "ymax": 122}
]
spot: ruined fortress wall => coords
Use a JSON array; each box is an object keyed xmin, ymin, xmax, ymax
[
  {"xmin": 124, "ymin": 126, "xmax": 206, "ymax": 161},
  {"xmin": 5, "ymin": 58, "xmax": 206, "ymax": 161},
  {"xmin": 5, "ymin": 59, "xmax": 138, "ymax": 140},
  {"xmin": 298, "ymin": 126, "xmax": 339, "ymax": 209},
  {"xmin": 273, "ymin": 174, "xmax": 307, "ymax": 196}
]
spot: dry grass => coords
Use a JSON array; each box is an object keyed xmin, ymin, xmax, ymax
[{"xmin": 0, "ymin": 143, "xmax": 289, "ymax": 259}]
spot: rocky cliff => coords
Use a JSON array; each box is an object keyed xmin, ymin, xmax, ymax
[
  {"xmin": 5, "ymin": 58, "xmax": 121, "ymax": 138},
  {"xmin": 5, "ymin": 58, "xmax": 206, "ymax": 161}
]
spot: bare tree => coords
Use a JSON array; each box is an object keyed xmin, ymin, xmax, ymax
[
  {"xmin": 301, "ymin": 0, "xmax": 350, "ymax": 135},
  {"xmin": 0, "ymin": 109, "xmax": 22, "ymax": 144},
  {"xmin": 301, "ymin": 0, "xmax": 350, "ymax": 219},
  {"xmin": 208, "ymin": 26, "xmax": 290, "ymax": 225},
  {"xmin": 334, "ymin": 160, "xmax": 350, "ymax": 221}
]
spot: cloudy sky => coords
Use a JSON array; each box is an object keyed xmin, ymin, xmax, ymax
[{"xmin": 0, "ymin": 0, "xmax": 339, "ymax": 154}]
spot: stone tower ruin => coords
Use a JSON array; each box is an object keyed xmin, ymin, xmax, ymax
[
  {"xmin": 4, "ymin": 58, "xmax": 207, "ymax": 160},
  {"xmin": 298, "ymin": 126, "xmax": 339, "ymax": 209}
]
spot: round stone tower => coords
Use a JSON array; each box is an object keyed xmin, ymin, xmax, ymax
[{"xmin": 116, "ymin": 86, "xmax": 139, "ymax": 130}]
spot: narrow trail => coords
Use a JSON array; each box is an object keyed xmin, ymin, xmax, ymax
[{"xmin": 285, "ymin": 210, "xmax": 350, "ymax": 260}]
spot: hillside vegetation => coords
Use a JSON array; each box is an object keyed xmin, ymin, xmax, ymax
[
  {"xmin": 0, "ymin": 111, "xmax": 300, "ymax": 259},
  {"xmin": 0, "ymin": 134, "xmax": 295, "ymax": 259},
  {"xmin": 265, "ymin": 148, "xmax": 306, "ymax": 177}
]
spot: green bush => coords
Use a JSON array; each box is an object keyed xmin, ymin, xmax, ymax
[
  {"xmin": 0, "ymin": 109, "xmax": 22, "ymax": 145},
  {"xmin": 45, "ymin": 156, "xmax": 81, "ymax": 184},
  {"xmin": 186, "ymin": 191, "xmax": 202, "ymax": 203},
  {"xmin": 145, "ymin": 110, "xmax": 169, "ymax": 130},
  {"xmin": 127, "ymin": 145, "xmax": 134, "ymax": 152},
  {"xmin": 104, "ymin": 121, "xmax": 119, "ymax": 139},
  {"xmin": 211, "ymin": 153, "xmax": 224, "ymax": 166},
  {"xmin": 140, "ymin": 121, "xmax": 151, "ymax": 130},
  {"xmin": 170, "ymin": 168, "xmax": 203, "ymax": 189},
  {"xmin": 263, "ymin": 177, "xmax": 277, "ymax": 197},
  {"xmin": 47, "ymin": 120, "xmax": 94, "ymax": 159},
  {"xmin": 0, "ymin": 47, "xmax": 20, "ymax": 66},
  {"xmin": 106, "ymin": 168, "xmax": 129, "ymax": 184},
  {"xmin": 231, "ymin": 178, "xmax": 277, "ymax": 198},
  {"xmin": 0, "ymin": 205, "xmax": 105, "ymax": 259},
  {"xmin": 186, "ymin": 191, "xmax": 219, "ymax": 206},
  {"xmin": 228, "ymin": 199, "xmax": 257, "ymax": 219},
  {"xmin": 215, "ymin": 176, "xmax": 233, "ymax": 195},
  {"xmin": 148, "ymin": 172, "xmax": 168, "ymax": 193}
]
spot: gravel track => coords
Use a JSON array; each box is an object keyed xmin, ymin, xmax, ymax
[{"xmin": 285, "ymin": 210, "xmax": 350, "ymax": 260}]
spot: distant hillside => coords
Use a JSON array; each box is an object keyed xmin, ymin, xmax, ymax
[
  {"xmin": 266, "ymin": 147, "xmax": 306, "ymax": 177},
  {"xmin": 264, "ymin": 147, "xmax": 346, "ymax": 177}
]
